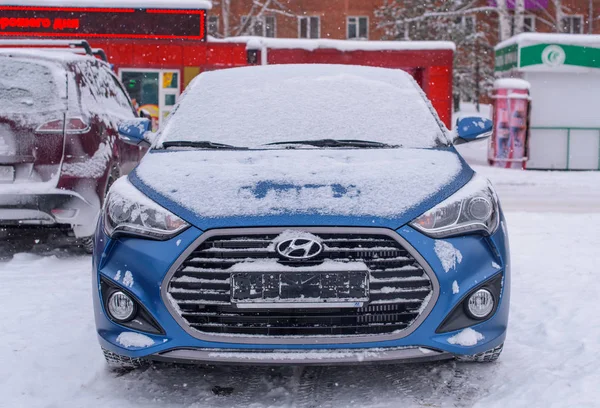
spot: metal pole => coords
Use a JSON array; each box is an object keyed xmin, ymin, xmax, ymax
[{"xmin": 590, "ymin": 0, "xmax": 594, "ymax": 34}]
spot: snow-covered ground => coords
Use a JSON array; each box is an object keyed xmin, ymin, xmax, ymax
[{"xmin": 2, "ymin": 162, "xmax": 600, "ymax": 407}]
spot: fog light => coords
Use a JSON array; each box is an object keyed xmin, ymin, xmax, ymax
[
  {"xmin": 466, "ymin": 289, "xmax": 494, "ymax": 319},
  {"xmin": 107, "ymin": 291, "xmax": 136, "ymax": 322}
]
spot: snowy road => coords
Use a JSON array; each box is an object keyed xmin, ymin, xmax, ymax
[{"xmin": 2, "ymin": 170, "xmax": 600, "ymax": 407}]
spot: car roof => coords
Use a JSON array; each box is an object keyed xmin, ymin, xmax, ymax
[
  {"xmin": 0, "ymin": 48, "xmax": 105, "ymax": 66},
  {"xmin": 192, "ymin": 63, "xmax": 418, "ymax": 89}
]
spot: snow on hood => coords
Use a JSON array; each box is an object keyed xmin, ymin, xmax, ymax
[{"xmin": 133, "ymin": 148, "xmax": 463, "ymax": 222}]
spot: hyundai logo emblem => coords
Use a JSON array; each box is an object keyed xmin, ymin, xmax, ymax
[{"xmin": 276, "ymin": 238, "xmax": 323, "ymax": 260}]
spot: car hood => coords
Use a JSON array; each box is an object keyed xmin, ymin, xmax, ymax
[{"xmin": 130, "ymin": 148, "xmax": 472, "ymax": 231}]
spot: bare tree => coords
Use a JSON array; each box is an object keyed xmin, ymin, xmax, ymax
[
  {"xmin": 552, "ymin": 0, "xmax": 566, "ymax": 32},
  {"xmin": 221, "ymin": 0, "xmax": 231, "ymax": 37},
  {"xmin": 525, "ymin": 0, "xmax": 569, "ymax": 33},
  {"xmin": 496, "ymin": 0, "xmax": 512, "ymax": 41},
  {"xmin": 514, "ymin": 0, "xmax": 525, "ymax": 35},
  {"xmin": 376, "ymin": 0, "xmax": 496, "ymax": 108},
  {"xmin": 211, "ymin": 0, "xmax": 297, "ymax": 38}
]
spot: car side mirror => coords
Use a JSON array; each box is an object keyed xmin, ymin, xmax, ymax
[
  {"xmin": 139, "ymin": 109, "xmax": 152, "ymax": 120},
  {"xmin": 118, "ymin": 118, "xmax": 154, "ymax": 147},
  {"xmin": 454, "ymin": 116, "xmax": 493, "ymax": 145}
]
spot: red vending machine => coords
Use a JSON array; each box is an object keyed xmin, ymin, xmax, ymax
[{"xmin": 489, "ymin": 78, "xmax": 531, "ymax": 169}]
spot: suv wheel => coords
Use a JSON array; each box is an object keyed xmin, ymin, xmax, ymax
[
  {"xmin": 78, "ymin": 170, "xmax": 118, "ymax": 255},
  {"xmin": 80, "ymin": 237, "xmax": 94, "ymax": 254},
  {"xmin": 456, "ymin": 343, "xmax": 504, "ymax": 363}
]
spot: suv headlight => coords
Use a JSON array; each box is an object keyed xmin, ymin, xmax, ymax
[
  {"xmin": 104, "ymin": 177, "xmax": 189, "ymax": 240},
  {"xmin": 410, "ymin": 174, "xmax": 499, "ymax": 238}
]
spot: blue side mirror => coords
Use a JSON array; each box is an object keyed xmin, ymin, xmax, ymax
[
  {"xmin": 118, "ymin": 118, "xmax": 152, "ymax": 147},
  {"xmin": 455, "ymin": 116, "xmax": 493, "ymax": 145}
]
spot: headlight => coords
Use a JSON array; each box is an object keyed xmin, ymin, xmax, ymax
[
  {"xmin": 410, "ymin": 174, "xmax": 499, "ymax": 238},
  {"xmin": 104, "ymin": 177, "xmax": 189, "ymax": 240}
]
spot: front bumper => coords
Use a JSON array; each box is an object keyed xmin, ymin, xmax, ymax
[
  {"xmin": 94, "ymin": 219, "xmax": 510, "ymax": 365},
  {"xmin": 150, "ymin": 347, "xmax": 452, "ymax": 366}
]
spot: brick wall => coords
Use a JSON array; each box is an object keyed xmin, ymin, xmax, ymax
[
  {"xmin": 209, "ymin": 1, "xmax": 600, "ymax": 41},
  {"xmin": 210, "ymin": 0, "xmax": 386, "ymax": 40}
]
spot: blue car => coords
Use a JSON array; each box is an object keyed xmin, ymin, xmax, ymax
[{"xmin": 93, "ymin": 64, "xmax": 509, "ymax": 369}]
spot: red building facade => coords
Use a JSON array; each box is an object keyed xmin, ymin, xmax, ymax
[{"xmin": 0, "ymin": 2, "xmax": 455, "ymax": 128}]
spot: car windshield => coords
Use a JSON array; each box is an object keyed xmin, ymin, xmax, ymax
[
  {"xmin": 0, "ymin": 58, "xmax": 65, "ymax": 114},
  {"xmin": 157, "ymin": 65, "xmax": 449, "ymax": 149}
]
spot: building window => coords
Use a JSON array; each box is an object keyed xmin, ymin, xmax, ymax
[
  {"xmin": 241, "ymin": 16, "xmax": 277, "ymax": 37},
  {"xmin": 523, "ymin": 16, "xmax": 536, "ymax": 32},
  {"xmin": 454, "ymin": 16, "xmax": 476, "ymax": 33},
  {"xmin": 347, "ymin": 16, "xmax": 368, "ymax": 40},
  {"xmin": 561, "ymin": 15, "xmax": 583, "ymax": 34},
  {"xmin": 510, "ymin": 15, "xmax": 536, "ymax": 35},
  {"xmin": 299, "ymin": 16, "xmax": 320, "ymax": 39},
  {"xmin": 207, "ymin": 15, "xmax": 219, "ymax": 37}
]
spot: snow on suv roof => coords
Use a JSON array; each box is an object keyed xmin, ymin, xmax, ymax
[
  {"xmin": 158, "ymin": 64, "xmax": 449, "ymax": 149},
  {"xmin": 0, "ymin": 48, "xmax": 102, "ymax": 64},
  {"xmin": 0, "ymin": 0, "xmax": 212, "ymax": 9}
]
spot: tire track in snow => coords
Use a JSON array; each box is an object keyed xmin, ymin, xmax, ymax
[{"xmin": 294, "ymin": 366, "xmax": 340, "ymax": 408}]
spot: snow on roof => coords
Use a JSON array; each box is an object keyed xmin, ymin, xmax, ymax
[
  {"xmin": 496, "ymin": 33, "xmax": 600, "ymax": 50},
  {"xmin": 210, "ymin": 36, "xmax": 456, "ymax": 52},
  {"xmin": 157, "ymin": 64, "xmax": 448, "ymax": 149},
  {"xmin": 494, "ymin": 78, "xmax": 531, "ymax": 90},
  {"xmin": 0, "ymin": 0, "xmax": 212, "ymax": 9}
]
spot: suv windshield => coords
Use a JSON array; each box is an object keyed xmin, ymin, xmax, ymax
[
  {"xmin": 157, "ymin": 65, "xmax": 449, "ymax": 149},
  {"xmin": 0, "ymin": 58, "xmax": 64, "ymax": 114}
]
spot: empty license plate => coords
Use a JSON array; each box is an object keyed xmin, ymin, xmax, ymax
[{"xmin": 231, "ymin": 271, "xmax": 369, "ymax": 306}]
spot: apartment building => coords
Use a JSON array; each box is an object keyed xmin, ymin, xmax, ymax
[
  {"xmin": 207, "ymin": 1, "xmax": 600, "ymax": 42},
  {"xmin": 208, "ymin": 0, "xmax": 386, "ymax": 40}
]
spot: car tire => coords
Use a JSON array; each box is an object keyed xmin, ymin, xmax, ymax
[
  {"xmin": 456, "ymin": 343, "xmax": 503, "ymax": 363},
  {"xmin": 80, "ymin": 237, "xmax": 95, "ymax": 254},
  {"xmin": 102, "ymin": 347, "xmax": 147, "ymax": 371},
  {"xmin": 78, "ymin": 170, "xmax": 118, "ymax": 255}
]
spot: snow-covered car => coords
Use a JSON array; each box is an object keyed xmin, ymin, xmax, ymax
[
  {"xmin": 0, "ymin": 50, "xmax": 144, "ymax": 252},
  {"xmin": 94, "ymin": 64, "xmax": 509, "ymax": 368}
]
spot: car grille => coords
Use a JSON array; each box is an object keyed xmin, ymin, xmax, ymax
[{"xmin": 166, "ymin": 231, "xmax": 434, "ymax": 337}]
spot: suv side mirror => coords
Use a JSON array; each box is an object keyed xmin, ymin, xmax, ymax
[
  {"xmin": 118, "ymin": 118, "xmax": 153, "ymax": 147},
  {"xmin": 454, "ymin": 116, "xmax": 493, "ymax": 145}
]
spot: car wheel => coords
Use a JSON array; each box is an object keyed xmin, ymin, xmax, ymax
[
  {"xmin": 456, "ymin": 343, "xmax": 503, "ymax": 363},
  {"xmin": 102, "ymin": 347, "xmax": 147, "ymax": 371},
  {"xmin": 79, "ymin": 237, "xmax": 95, "ymax": 254},
  {"xmin": 78, "ymin": 171, "xmax": 118, "ymax": 254}
]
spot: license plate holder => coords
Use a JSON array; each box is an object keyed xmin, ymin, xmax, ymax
[
  {"xmin": 0, "ymin": 165, "xmax": 14, "ymax": 183},
  {"xmin": 231, "ymin": 271, "xmax": 369, "ymax": 308}
]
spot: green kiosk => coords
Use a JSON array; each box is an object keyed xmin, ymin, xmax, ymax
[{"xmin": 495, "ymin": 33, "xmax": 600, "ymax": 170}]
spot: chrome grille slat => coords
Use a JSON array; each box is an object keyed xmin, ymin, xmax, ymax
[{"xmin": 167, "ymin": 231, "xmax": 434, "ymax": 337}]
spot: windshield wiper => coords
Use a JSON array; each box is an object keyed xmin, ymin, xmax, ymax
[
  {"xmin": 266, "ymin": 139, "xmax": 398, "ymax": 149},
  {"xmin": 162, "ymin": 141, "xmax": 247, "ymax": 150}
]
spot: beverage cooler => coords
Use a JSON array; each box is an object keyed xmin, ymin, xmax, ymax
[{"xmin": 489, "ymin": 78, "xmax": 531, "ymax": 169}]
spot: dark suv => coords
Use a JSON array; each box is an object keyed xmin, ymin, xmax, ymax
[{"xmin": 0, "ymin": 48, "xmax": 144, "ymax": 251}]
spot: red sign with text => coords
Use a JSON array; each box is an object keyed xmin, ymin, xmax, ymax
[{"xmin": 0, "ymin": 6, "xmax": 206, "ymax": 40}]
